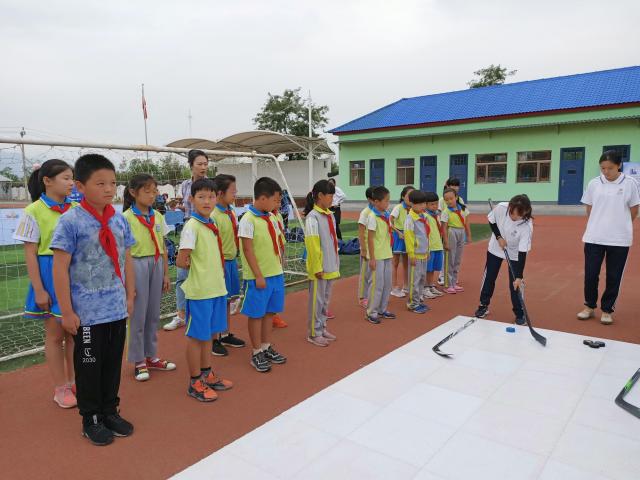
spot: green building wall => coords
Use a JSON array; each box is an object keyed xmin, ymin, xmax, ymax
[{"xmin": 337, "ymin": 108, "xmax": 640, "ymax": 203}]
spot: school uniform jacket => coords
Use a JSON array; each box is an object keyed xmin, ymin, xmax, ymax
[{"xmin": 304, "ymin": 206, "xmax": 340, "ymax": 280}]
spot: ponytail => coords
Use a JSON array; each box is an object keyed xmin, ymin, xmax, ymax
[
  {"xmin": 303, "ymin": 191, "xmax": 314, "ymax": 216},
  {"xmin": 303, "ymin": 179, "xmax": 336, "ymax": 216},
  {"xmin": 27, "ymin": 168, "xmax": 41, "ymax": 202},
  {"xmin": 27, "ymin": 159, "xmax": 73, "ymax": 202},
  {"xmin": 122, "ymin": 188, "xmax": 135, "ymax": 212}
]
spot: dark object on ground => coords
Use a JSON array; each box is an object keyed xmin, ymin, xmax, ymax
[{"xmin": 583, "ymin": 339, "xmax": 606, "ymax": 349}]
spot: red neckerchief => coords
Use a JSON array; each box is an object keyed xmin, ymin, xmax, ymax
[
  {"xmin": 316, "ymin": 206, "xmax": 338, "ymax": 253},
  {"xmin": 192, "ymin": 213, "xmax": 225, "ymax": 269},
  {"xmin": 133, "ymin": 207, "xmax": 160, "ymax": 262},
  {"xmin": 50, "ymin": 203, "xmax": 71, "ymax": 214},
  {"xmin": 80, "ymin": 199, "xmax": 123, "ymax": 283},
  {"xmin": 447, "ymin": 206, "xmax": 466, "ymax": 227},
  {"xmin": 427, "ymin": 210, "xmax": 444, "ymax": 237},
  {"xmin": 417, "ymin": 213, "xmax": 431, "ymax": 237},
  {"xmin": 218, "ymin": 204, "xmax": 239, "ymax": 250},
  {"xmin": 249, "ymin": 206, "xmax": 280, "ymax": 258},
  {"xmin": 271, "ymin": 209, "xmax": 285, "ymax": 255},
  {"xmin": 41, "ymin": 195, "xmax": 71, "ymax": 214},
  {"xmin": 372, "ymin": 207, "xmax": 394, "ymax": 249}
]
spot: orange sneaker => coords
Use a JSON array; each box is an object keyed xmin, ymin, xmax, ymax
[
  {"xmin": 272, "ymin": 315, "xmax": 288, "ymax": 328},
  {"xmin": 202, "ymin": 371, "xmax": 233, "ymax": 391},
  {"xmin": 188, "ymin": 379, "xmax": 218, "ymax": 402}
]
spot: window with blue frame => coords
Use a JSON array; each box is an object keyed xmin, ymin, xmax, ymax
[{"xmin": 603, "ymin": 145, "xmax": 630, "ymax": 163}]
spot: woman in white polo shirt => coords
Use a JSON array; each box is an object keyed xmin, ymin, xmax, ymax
[{"xmin": 578, "ymin": 150, "xmax": 640, "ymax": 325}]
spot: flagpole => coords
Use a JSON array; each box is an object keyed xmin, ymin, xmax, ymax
[{"xmin": 142, "ymin": 83, "xmax": 149, "ymax": 160}]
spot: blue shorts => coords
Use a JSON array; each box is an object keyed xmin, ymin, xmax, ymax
[
  {"xmin": 392, "ymin": 231, "xmax": 406, "ymax": 254},
  {"xmin": 241, "ymin": 274, "xmax": 285, "ymax": 319},
  {"xmin": 24, "ymin": 256, "xmax": 61, "ymax": 320},
  {"xmin": 224, "ymin": 259, "xmax": 241, "ymax": 298},
  {"xmin": 427, "ymin": 250, "xmax": 444, "ymax": 272},
  {"xmin": 185, "ymin": 296, "xmax": 228, "ymax": 341}
]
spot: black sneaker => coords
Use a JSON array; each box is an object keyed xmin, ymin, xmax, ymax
[
  {"xmin": 474, "ymin": 305, "xmax": 489, "ymax": 318},
  {"xmin": 104, "ymin": 413, "xmax": 134, "ymax": 437},
  {"xmin": 382, "ymin": 311, "xmax": 396, "ymax": 319},
  {"xmin": 263, "ymin": 345, "xmax": 286, "ymax": 364},
  {"xmin": 365, "ymin": 314, "xmax": 381, "ymax": 324},
  {"xmin": 82, "ymin": 415, "xmax": 114, "ymax": 446},
  {"xmin": 515, "ymin": 316, "xmax": 526, "ymax": 326},
  {"xmin": 212, "ymin": 338, "xmax": 229, "ymax": 356},
  {"xmin": 220, "ymin": 333, "xmax": 246, "ymax": 348},
  {"xmin": 251, "ymin": 351, "xmax": 271, "ymax": 373}
]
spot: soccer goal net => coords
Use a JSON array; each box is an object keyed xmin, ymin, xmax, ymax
[{"xmin": 0, "ymin": 138, "xmax": 307, "ymax": 363}]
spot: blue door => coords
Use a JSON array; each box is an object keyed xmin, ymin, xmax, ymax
[
  {"xmin": 370, "ymin": 159, "xmax": 385, "ymax": 186},
  {"xmin": 558, "ymin": 148, "xmax": 585, "ymax": 205},
  {"xmin": 449, "ymin": 154, "xmax": 468, "ymax": 200},
  {"xmin": 420, "ymin": 156, "xmax": 437, "ymax": 192}
]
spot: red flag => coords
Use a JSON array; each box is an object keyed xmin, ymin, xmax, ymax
[{"xmin": 142, "ymin": 91, "xmax": 148, "ymax": 120}]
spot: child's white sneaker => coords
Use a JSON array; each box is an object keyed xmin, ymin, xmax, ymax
[
  {"xmin": 600, "ymin": 312, "xmax": 613, "ymax": 325},
  {"xmin": 422, "ymin": 288, "xmax": 437, "ymax": 299},
  {"xmin": 390, "ymin": 288, "xmax": 406, "ymax": 298},
  {"xmin": 577, "ymin": 308, "xmax": 595, "ymax": 320},
  {"xmin": 163, "ymin": 316, "xmax": 185, "ymax": 331},
  {"xmin": 430, "ymin": 286, "xmax": 444, "ymax": 297}
]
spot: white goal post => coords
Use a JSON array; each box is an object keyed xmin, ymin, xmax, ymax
[{"xmin": 0, "ymin": 136, "xmax": 307, "ymax": 363}]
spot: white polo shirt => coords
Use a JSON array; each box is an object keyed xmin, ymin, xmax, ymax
[
  {"xmin": 581, "ymin": 173, "xmax": 640, "ymax": 247},
  {"xmin": 487, "ymin": 202, "xmax": 533, "ymax": 261}
]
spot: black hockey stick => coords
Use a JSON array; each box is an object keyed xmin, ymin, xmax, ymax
[
  {"xmin": 488, "ymin": 199, "xmax": 547, "ymax": 347},
  {"xmin": 432, "ymin": 317, "xmax": 477, "ymax": 357},
  {"xmin": 615, "ymin": 368, "xmax": 640, "ymax": 419}
]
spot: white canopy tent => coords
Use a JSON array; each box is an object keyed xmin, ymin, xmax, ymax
[{"xmin": 167, "ymin": 130, "xmax": 334, "ymax": 190}]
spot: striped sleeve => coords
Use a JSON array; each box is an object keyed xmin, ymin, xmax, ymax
[
  {"xmin": 304, "ymin": 215, "xmax": 322, "ymax": 276},
  {"xmin": 13, "ymin": 212, "xmax": 40, "ymax": 244},
  {"xmin": 404, "ymin": 216, "xmax": 416, "ymax": 258}
]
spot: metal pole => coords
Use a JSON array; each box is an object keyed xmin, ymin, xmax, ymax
[
  {"xmin": 307, "ymin": 90, "xmax": 313, "ymax": 191},
  {"xmin": 251, "ymin": 155, "xmax": 258, "ymax": 201},
  {"xmin": 0, "ymin": 137, "xmax": 275, "ymax": 160},
  {"xmin": 19, "ymin": 127, "xmax": 28, "ymax": 199},
  {"xmin": 142, "ymin": 84, "xmax": 149, "ymax": 161}
]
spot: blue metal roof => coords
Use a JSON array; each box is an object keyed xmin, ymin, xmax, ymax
[{"xmin": 330, "ymin": 66, "xmax": 640, "ymax": 134}]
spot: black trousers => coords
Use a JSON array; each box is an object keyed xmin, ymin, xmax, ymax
[
  {"xmin": 330, "ymin": 206, "xmax": 342, "ymax": 239},
  {"xmin": 584, "ymin": 243, "xmax": 629, "ymax": 313},
  {"xmin": 479, "ymin": 252, "xmax": 523, "ymax": 317},
  {"xmin": 73, "ymin": 319, "xmax": 126, "ymax": 420}
]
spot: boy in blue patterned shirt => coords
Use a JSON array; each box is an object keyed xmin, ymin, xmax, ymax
[{"xmin": 51, "ymin": 154, "xmax": 136, "ymax": 447}]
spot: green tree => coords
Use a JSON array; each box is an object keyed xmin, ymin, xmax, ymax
[
  {"xmin": 0, "ymin": 167, "xmax": 20, "ymax": 182},
  {"xmin": 117, "ymin": 155, "xmax": 215, "ymax": 184},
  {"xmin": 253, "ymin": 88, "xmax": 329, "ymax": 138},
  {"xmin": 468, "ymin": 64, "xmax": 517, "ymax": 88}
]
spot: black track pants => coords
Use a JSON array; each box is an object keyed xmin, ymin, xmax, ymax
[
  {"xmin": 479, "ymin": 252, "xmax": 523, "ymax": 318},
  {"xmin": 584, "ymin": 243, "xmax": 629, "ymax": 313},
  {"xmin": 73, "ymin": 319, "xmax": 126, "ymax": 420}
]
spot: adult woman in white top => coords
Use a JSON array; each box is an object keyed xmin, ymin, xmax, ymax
[
  {"xmin": 578, "ymin": 150, "xmax": 640, "ymax": 325},
  {"xmin": 328, "ymin": 178, "xmax": 346, "ymax": 239}
]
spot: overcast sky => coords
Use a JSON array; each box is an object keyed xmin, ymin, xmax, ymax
[{"xmin": 1, "ymin": 0, "xmax": 639, "ymax": 151}]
